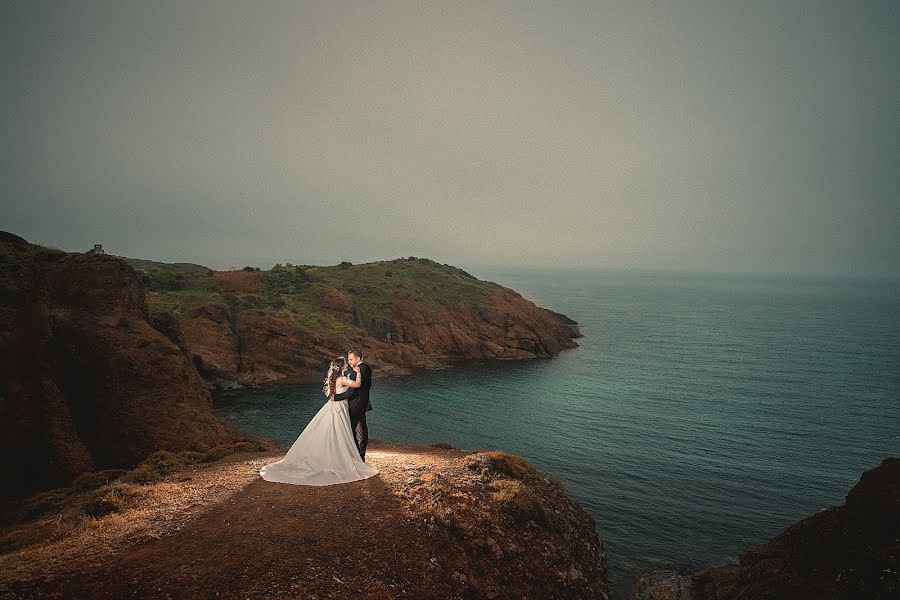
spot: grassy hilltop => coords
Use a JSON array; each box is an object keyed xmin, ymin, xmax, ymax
[{"xmin": 127, "ymin": 256, "xmax": 494, "ymax": 336}]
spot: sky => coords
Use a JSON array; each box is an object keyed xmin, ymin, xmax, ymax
[{"xmin": 2, "ymin": 1, "xmax": 898, "ymax": 276}]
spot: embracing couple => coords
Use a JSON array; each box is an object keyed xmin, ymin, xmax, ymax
[{"xmin": 259, "ymin": 349, "xmax": 378, "ymax": 486}]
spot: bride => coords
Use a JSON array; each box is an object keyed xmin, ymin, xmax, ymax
[{"xmin": 259, "ymin": 357, "xmax": 378, "ymax": 485}]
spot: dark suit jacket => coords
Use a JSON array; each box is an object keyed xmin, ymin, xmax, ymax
[{"xmin": 334, "ymin": 362, "xmax": 372, "ymax": 418}]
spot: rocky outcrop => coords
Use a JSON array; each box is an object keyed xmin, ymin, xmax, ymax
[
  {"xmin": 175, "ymin": 281, "xmax": 581, "ymax": 387},
  {"xmin": 692, "ymin": 457, "xmax": 899, "ymax": 599},
  {"xmin": 0, "ymin": 443, "xmax": 609, "ymax": 599},
  {"xmin": 179, "ymin": 303, "xmax": 241, "ymax": 379},
  {"xmin": 386, "ymin": 285, "xmax": 579, "ymax": 359},
  {"xmin": 232, "ymin": 311, "xmax": 336, "ymax": 384},
  {"xmin": 318, "ymin": 287, "xmax": 354, "ymax": 314},
  {"xmin": 0, "ymin": 233, "xmax": 246, "ymax": 499},
  {"xmin": 636, "ymin": 457, "xmax": 900, "ymax": 599}
]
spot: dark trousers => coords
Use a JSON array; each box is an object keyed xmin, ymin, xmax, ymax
[{"xmin": 349, "ymin": 413, "xmax": 368, "ymax": 461}]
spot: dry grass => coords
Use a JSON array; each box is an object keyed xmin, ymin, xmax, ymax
[
  {"xmin": 72, "ymin": 470, "xmax": 128, "ymax": 493},
  {"xmin": 19, "ymin": 488, "xmax": 74, "ymax": 522},
  {"xmin": 488, "ymin": 479, "xmax": 549, "ymax": 524},
  {"xmin": 0, "ymin": 442, "xmax": 609, "ymax": 600},
  {"xmin": 2, "ymin": 441, "xmax": 273, "ymax": 544},
  {"xmin": 122, "ymin": 441, "xmax": 270, "ymax": 485},
  {"xmin": 465, "ymin": 450, "xmax": 544, "ymax": 481},
  {"xmin": 0, "ymin": 450, "xmax": 282, "ymax": 584},
  {"xmin": 82, "ymin": 483, "xmax": 143, "ymax": 518},
  {"xmin": 202, "ymin": 440, "xmax": 268, "ymax": 463},
  {"xmin": 122, "ymin": 450, "xmax": 189, "ymax": 484}
]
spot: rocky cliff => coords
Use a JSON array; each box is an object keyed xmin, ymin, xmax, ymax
[
  {"xmin": 635, "ymin": 457, "xmax": 899, "ymax": 599},
  {"xmin": 0, "ymin": 232, "xmax": 250, "ymax": 499},
  {"xmin": 0, "ymin": 443, "xmax": 609, "ymax": 599},
  {"xmin": 127, "ymin": 255, "xmax": 581, "ymax": 387}
]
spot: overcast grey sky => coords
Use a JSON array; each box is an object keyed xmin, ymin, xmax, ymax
[{"xmin": 2, "ymin": 1, "xmax": 897, "ymax": 276}]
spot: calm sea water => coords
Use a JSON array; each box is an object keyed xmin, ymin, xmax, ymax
[{"xmin": 214, "ymin": 268, "xmax": 900, "ymax": 598}]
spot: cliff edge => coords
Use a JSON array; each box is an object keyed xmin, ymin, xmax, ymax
[
  {"xmin": 0, "ymin": 233, "xmax": 256, "ymax": 499},
  {"xmin": 0, "ymin": 442, "xmax": 609, "ymax": 599},
  {"xmin": 634, "ymin": 457, "xmax": 899, "ymax": 599}
]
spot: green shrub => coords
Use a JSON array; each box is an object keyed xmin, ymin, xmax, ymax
[{"xmin": 139, "ymin": 269, "xmax": 187, "ymax": 292}]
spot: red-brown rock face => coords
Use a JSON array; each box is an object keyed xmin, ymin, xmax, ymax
[
  {"xmin": 0, "ymin": 236, "xmax": 244, "ymax": 498},
  {"xmin": 318, "ymin": 287, "xmax": 354, "ymax": 315},
  {"xmin": 176, "ymin": 286, "xmax": 580, "ymax": 386},
  {"xmin": 690, "ymin": 457, "xmax": 900, "ymax": 600},
  {"xmin": 180, "ymin": 303, "xmax": 241, "ymax": 379},
  {"xmin": 233, "ymin": 311, "xmax": 337, "ymax": 384},
  {"xmin": 387, "ymin": 286, "xmax": 579, "ymax": 360}
]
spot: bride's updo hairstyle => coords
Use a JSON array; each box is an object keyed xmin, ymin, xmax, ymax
[{"xmin": 322, "ymin": 356, "xmax": 346, "ymax": 398}]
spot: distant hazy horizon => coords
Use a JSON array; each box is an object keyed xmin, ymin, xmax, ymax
[
  {"xmin": 3, "ymin": 2, "xmax": 898, "ymax": 278},
  {"xmin": 10, "ymin": 230, "xmax": 896, "ymax": 284}
]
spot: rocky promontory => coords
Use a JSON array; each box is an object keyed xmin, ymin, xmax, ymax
[
  {"xmin": 0, "ymin": 442, "xmax": 609, "ymax": 599},
  {"xmin": 634, "ymin": 457, "xmax": 900, "ymax": 599},
  {"xmin": 125, "ymin": 253, "xmax": 581, "ymax": 387}
]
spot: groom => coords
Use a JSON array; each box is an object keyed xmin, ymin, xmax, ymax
[{"xmin": 333, "ymin": 348, "xmax": 372, "ymax": 461}]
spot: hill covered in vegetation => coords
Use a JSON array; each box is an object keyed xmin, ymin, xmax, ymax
[{"xmin": 123, "ymin": 254, "xmax": 580, "ymax": 386}]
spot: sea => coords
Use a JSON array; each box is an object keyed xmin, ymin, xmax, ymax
[{"xmin": 214, "ymin": 268, "xmax": 900, "ymax": 598}]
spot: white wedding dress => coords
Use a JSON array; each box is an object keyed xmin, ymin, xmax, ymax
[{"xmin": 259, "ymin": 380, "xmax": 378, "ymax": 486}]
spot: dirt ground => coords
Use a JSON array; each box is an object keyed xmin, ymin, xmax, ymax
[{"xmin": 0, "ymin": 441, "xmax": 608, "ymax": 600}]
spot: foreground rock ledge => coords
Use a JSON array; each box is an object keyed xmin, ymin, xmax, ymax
[
  {"xmin": 634, "ymin": 457, "xmax": 900, "ymax": 600},
  {"xmin": 0, "ymin": 442, "xmax": 609, "ymax": 600}
]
